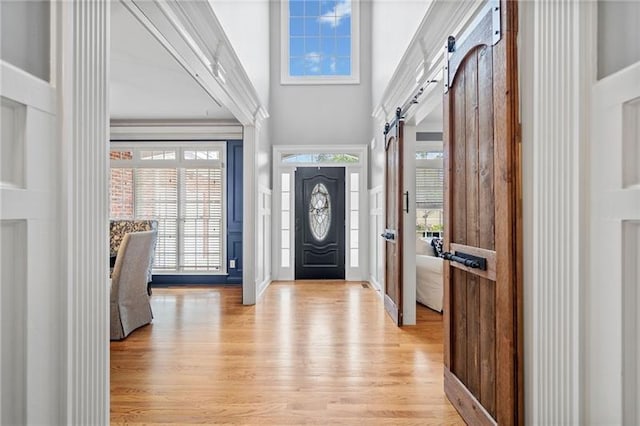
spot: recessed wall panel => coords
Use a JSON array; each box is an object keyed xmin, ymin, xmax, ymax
[
  {"xmin": 0, "ymin": 220, "xmax": 27, "ymax": 425},
  {"xmin": 1, "ymin": 98, "xmax": 26, "ymax": 188},
  {"xmin": 623, "ymin": 97, "xmax": 640, "ymax": 188},
  {"xmin": 623, "ymin": 221, "xmax": 640, "ymax": 425}
]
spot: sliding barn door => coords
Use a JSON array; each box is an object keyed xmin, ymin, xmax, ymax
[
  {"xmin": 383, "ymin": 117, "xmax": 404, "ymax": 325},
  {"xmin": 442, "ymin": 1, "xmax": 521, "ymax": 424}
]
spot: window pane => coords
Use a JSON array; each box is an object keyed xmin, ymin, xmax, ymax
[
  {"xmin": 281, "ymin": 173, "xmax": 291, "ymax": 192},
  {"xmin": 282, "ymin": 249, "xmax": 290, "ymax": 267},
  {"xmin": 282, "ymin": 210, "xmax": 290, "ymax": 230},
  {"xmin": 282, "ymin": 230, "xmax": 290, "ymax": 249},
  {"xmin": 350, "ymin": 248, "xmax": 359, "ymax": 267},
  {"xmin": 336, "ymin": 36, "xmax": 350, "ymax": 56},
  {"xmin": 282, "ymin": 192, "xmax": 290, "ymax": 210},
  {"xmin": 290, "ymin": 0, "xmax": 304, "ymax": 16},
  {"xmin": 350, "ymin": 210, "xmax": 358, "ymax": 229},
  {"xmin": 290, "ymin": 57, "xmax": 305, "ymax": 76},
  {"xmin": 350, "ymin": 172, "xmax": 359, "ymax": 191},
  {"xmin": 304, "ymin": 17, "xmax": 320, "ymax": 36},
  {"xmin": 290, "ymin": 37, "xmax": 305, "ymax": 56},
  {"xmin": 305, "ymin": 37, "xmax": 321, "ymax": 54},
  {"xmin": 305, "ymin": 0, "xmax": 321, "ymax": 16},
  {"xmin": 336, "ymin": 57, "xmax": 350, "ymax": 75},
  {"xmin": 290, "ymin": 17, "xmax": 304, "ymax": 36},
  {"xmin": 350, "ymin": 230, "xmax": 359, "ymax": 248},
  {"xmin": 350, "ymin": 192, "xmax": 358, "ymax": 209},
  {"xmin": 110, "ymin": 150, "xmax": 133, "ymax": 160},
  {"xmin": 335, "ymin": 14, "xmax": 351, "ymax": 36},
  {"xmin": 321, "ymin": 56, "xmax": 337, "ymax": 75},
  {"xmin": 305, "ymin": 54, "xmax": 322, "ymax": 74}
]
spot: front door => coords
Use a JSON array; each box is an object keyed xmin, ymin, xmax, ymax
[
  {"xmin": 383, "ymin": 116, "xmax": 404, "ymax": 325},
  {"xmin": 443, "ymin": 2, "xmax": 521, "ymax": 424},
  {"xmin": 294, "ymin": 167, "xmax": 345, "ymax": 279}
]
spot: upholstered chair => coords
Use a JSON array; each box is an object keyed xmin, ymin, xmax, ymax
[{"xmin": 110, "ymin": 230, "xmax": 156, "ymax": 340}]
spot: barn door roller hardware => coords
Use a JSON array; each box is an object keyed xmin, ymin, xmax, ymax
[{"xmin": 444, "ymin": 0, "xmax": 501, "ymax": 93}]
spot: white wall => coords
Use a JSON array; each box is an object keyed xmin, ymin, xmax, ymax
[
  {"xmin": 210, "ymin": 0, "xmax": 271, "ymax": 108},
  {"xmin": 371, "ymin": 0, "xmax": 432, "ymax": 109},
  {"xmin": 269, "ymin": 1, "xmax": 372, "ymax": 147}
]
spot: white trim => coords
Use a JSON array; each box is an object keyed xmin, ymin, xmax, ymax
[
  {"xmin": 272, "ymin": 144, "xmax": 368, "ymax": 281},
  {"xmin": 121, "ymin": 0, "xmax": 268, "ymax": 127},
  {"xmin": 368, "ymin": 185, "xmax": 384, "ymax": 295},
  {"xmin": 110, "ymin": 120, "xmax": 243, "ymax": 141},
  {"xmin": 372, "ymin": 0, "xmax": 483, "ymax": 124},
  {"xmin": 280, "ymin": 0, "xmax": 361, "ymax": 85},
  {"xmin": 243, "ymin": 125, "xmax": 257, "ymax": 304}
]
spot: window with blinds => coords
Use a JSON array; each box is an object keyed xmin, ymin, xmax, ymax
[
  {"xmin": 109, "ymin": 144, "xmax": 225, "ymax": 274},
  {"xmin": 416, "ymin": 165, "xmax": 444, "ymax": 238}
]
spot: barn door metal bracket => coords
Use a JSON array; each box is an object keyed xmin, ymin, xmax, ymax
[
  {"xmin": 441, "ymin": 251, "xmax": 487, "ymax": 271},
  {"xmin": 381, "ymin": 229, "xmax": 397, "ymax": 242},
  {"xmin": 443, "ymin": 36, "xmax": 455, "ymax": 94},
  {"xmin": 491, "ymin": 0, "xmax": 501, "ymax": 45}
]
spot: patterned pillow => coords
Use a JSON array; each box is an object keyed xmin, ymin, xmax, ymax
[{"xmin": 430, "ymin": 237, "xmax": 444, "ymax": 257}]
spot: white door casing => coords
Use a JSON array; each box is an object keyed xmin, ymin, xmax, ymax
[{"xmin": 588, "ymin": 59, "xmax": 640, "ymax": 424}]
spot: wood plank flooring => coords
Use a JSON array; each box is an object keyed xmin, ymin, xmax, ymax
[{"xmin": 110, "ymin": 281, "xmax": 463, "ymax": 425}]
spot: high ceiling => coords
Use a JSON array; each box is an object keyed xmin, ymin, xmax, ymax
[{"xmin": 110, "ymin": 1, "xmax": 235, "ymax": 121}]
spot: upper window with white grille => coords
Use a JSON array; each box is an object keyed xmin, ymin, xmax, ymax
[{"xmin": 281, "ymin": 0, "xmax": 360, "ymax": 84}]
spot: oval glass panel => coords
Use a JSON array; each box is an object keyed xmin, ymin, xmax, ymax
[{"xmin": 309, "ymin": 183, "xmax": 331, "ymax": 241}]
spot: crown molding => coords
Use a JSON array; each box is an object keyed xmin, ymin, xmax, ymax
[
  {"xmin": 121, "ymin": 0, "xmax": 269, "ymax": 127},
  {"xmin": 372, "ymin": 0, "xmax": 484, "ymax": 125}
]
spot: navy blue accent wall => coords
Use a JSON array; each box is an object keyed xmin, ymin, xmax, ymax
[
  {"xmin": 226, "ymin": 140, "xmax": 243, "ymax": 284},
  {"xmin": 151, "ymin": 140, "xmax": 243, "ymax": 286}
]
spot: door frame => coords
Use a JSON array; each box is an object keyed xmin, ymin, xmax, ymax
[{"xmin": 272, "ymin": 145, "xmax": 369, "ymax": 282}]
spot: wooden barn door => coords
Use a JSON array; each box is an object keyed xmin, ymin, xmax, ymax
[
  {"xmin": 442, "ymin": 1, "xmax": 521, "ymax": 424},
  {"xmin": 382, "ymin": 115, "xmax": 404, "ymax": 325}
]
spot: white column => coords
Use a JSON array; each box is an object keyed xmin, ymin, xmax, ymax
[
  {"xmin": 521, "ymin": 1, "xmax": 593, "ymax": 424},
  {"xmin": 59, "ymin": 1, "xmax": 110, "ymax": 423},
  {"xmin": 243, "ymin": 125, "xmax": 257, "ymax": 304}
]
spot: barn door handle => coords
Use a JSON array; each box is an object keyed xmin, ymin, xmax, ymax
[
  {"xmin": 441, "ymin": 251, "xmax": 487, "ymax": 271},
  {"xmin": 404, "ymin": 191, "xmax": 409, "ymax": 213}
]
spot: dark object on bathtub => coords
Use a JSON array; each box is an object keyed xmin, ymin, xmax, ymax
[{"xmin": 431, "ymin": 238, "xmax": 443, "ymax": 257}]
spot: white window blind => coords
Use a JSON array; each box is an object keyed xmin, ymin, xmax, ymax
[
  {"xmin": 416, "ymin": 168, "xmax": 444, "ymax": 210},
  {"xmin": 181, "ymin": 168, "xmax": 223, "ymax": 271},
  {"xmin": 109, "ymin": 144, "xmax": 225, "ymax": 274},
  {"xmin": 134, "ymin": 168, "xmax": 178, "ymax": 271}
]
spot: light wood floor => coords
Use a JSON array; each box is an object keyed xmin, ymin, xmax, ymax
[{"xmin": 110, "ymin": 281, "xmax": 463, "ymax": 425}]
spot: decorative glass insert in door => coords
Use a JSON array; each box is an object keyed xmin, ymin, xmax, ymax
[{"xmin": 309, "ymin": 183, "xmax": 331, "ymax": 241}]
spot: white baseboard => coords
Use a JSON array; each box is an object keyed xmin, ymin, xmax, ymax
[
  {"xmin": 256, "ymin": 275, "xmax": 272, "ymax": 301},
  {"xmin": 368, "ymin": 276, "xmax": 382, "ymax": 297}
]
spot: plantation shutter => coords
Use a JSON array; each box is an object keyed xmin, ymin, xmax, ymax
[
  {"xmin": 415, "ymin": 167, "xmax": 444, "ymax": 209},
  {"xmin": 134, "ymin": 168, "xmax": 178, "ymax": 271},
  {"xmin": 181, "ymin": 168, "xmax": 224, "ymax": 271}
]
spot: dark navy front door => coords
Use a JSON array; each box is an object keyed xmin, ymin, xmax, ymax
[{"xmin": 294, "ymin": 167, "xmax": 345, "ymax": 279}]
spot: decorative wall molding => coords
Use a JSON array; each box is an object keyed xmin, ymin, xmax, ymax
[
  {"xmin": 256, "ymin": 186, "xmax": 272, "ymax": 300},
  {"xmin": 520, "ymin": 2, "xmax": 594, "ymax": 424},
  {"xmin": 372, "ymin": 0, "xmax": 483, "ymax": 124},
  {"xmin": 368, "ymin": 185, "xmax": 383, "ymax": 295},
  {"xmin": 121, "ymin": 0, "xmax": 268, "ymax": 127},
  {"xmin": 59, "ymin": 1, "xmax": 110, "ymax": 423},
  {"xmin": 110, "ymin": 119, "xmax": 243, "ymax": 141}
]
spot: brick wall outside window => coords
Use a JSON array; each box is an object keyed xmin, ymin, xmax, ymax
[{"xmin": 110, "ymin": 151, "xmax": 134, "ymax": 219}]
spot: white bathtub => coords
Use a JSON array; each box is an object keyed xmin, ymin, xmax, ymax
[{"xmin": 416, "ymin": 253, "xmax": 443, "ymax": 312}]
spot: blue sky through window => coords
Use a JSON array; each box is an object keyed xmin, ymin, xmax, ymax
[{"xmin": 289, "ymin": 0, "xmax": 352, "ymax": 77}]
